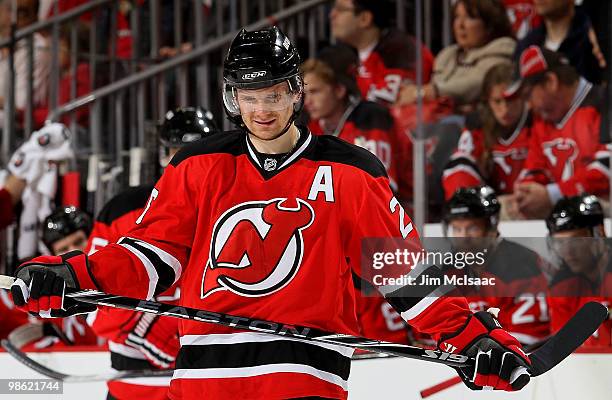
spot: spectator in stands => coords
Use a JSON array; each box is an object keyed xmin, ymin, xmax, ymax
[
  {"xmin": 33, "ymin": 24, "xmax": 90, "ymax": 128},
  {"xmin": 329, "ymin": 0, "xmax": 434, "ymax": 105},
  {"xmin": 397, "ymin": 0, "xmax": 515, "ymax": 111},
  {"xmin": 546, "ymin": 195, "xmax": 612, "ymax": 347},
  {"xmin": 515, "ymin": 0, "xmax": 605, "ymax": 84},
  {"xmin": 0, "ymin": 0, "xmax": 51, "ymax": 124},
  {"xmin": 442, "ymin": 62, "xmax": 532, "ymax": 219},
  {"xmin": 507, "ymin": 46, "xmax": 607, "ymax": 219},
  {"xmin": 302, "ymin": 44, "xmax": 412, "ymax": 202},
  {"xmin": 0, "ymin": 173, "xmax": 26, "ymax": 230}
]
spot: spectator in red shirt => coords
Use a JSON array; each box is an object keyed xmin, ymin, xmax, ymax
[
  {"xmin": 506, "ymin": 45, "xmax": 607, "ymax": 219},
  {"xmin": 33, "ymin": 24, "xmax": 91, "ymax": 128},
  {"xmin": 443, "ymin": 62, "xmax": 532, "ymax": 219},
  {"xmin": 329, "ymin": 0, "xmax": 434, "ymax": 105}
]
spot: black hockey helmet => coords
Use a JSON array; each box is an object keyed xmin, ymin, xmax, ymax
[
  {"xmin": 42, "ymin": 206, "xmax": 92, "ymax": 251},
  {"xmin": 222, "ymin": 26, "xmax": 303, "ymax": 130},
  {"xmin": 443, "ymin": 185, "xmax": 500, "ymax": 229},
  {"xmin": 546, "ymin": 195, "xmax": 604, "ymax": 235},
  {"xmin": 159, "ymin": 107, "xmax": 219, "ymax": 147}
]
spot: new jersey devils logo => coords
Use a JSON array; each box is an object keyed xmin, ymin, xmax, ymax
[{"xmin": 201, "ymin": 198, "xmax": 315, "ymax": 299}]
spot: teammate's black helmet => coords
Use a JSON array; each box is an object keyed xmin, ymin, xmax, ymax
[
  {"xmin": 42, "ymin": 206, "xmax": 92, "ymax": 250},
  {"xmin": 159, "ymin": 107, "xmax": 219, "ymax": 147},
  {"xmin": 443, "ymin": 185, "xmax": 500, "ymax": 228},
  {"xmin": 546, "ymin": 195, "xmax": 604, "ymax": 234},
  {"xmin": 222, "ymin": 26, "xmax": 304, "ymax": 129}
]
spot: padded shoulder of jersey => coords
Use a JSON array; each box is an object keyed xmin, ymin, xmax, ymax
[
  {"xmin": 97, "ymin": 184, "xmax": 155, "ymax": 225},
  {"xmin": 308, "ymin": 134, "xmax": 388, "ymax": 179},
  {"xmin": 170, "ymin": 130, "xmax": 244, "ymax": 167},
  {"xmin": 348, "ymin": 101, "xmax": 394, "ymax": 131}
]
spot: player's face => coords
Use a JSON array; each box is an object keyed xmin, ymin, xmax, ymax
[
  {"xmin": 330, "ymin": 0, "xmax": 361, "ymax": 44},
  {"xmin": 488, "ymin": 83, "xmax": 524, "ymax": 128},
  {"xmin": 453, "ymin": 1, "xmax": 488, "ymax": 50},
  {"xmin": 303, "ymin": 72, "xmax": 345, "ymax": 121},
  {"xmin": 550, "ymin": 228, "xmax": 600, "ymax": 274},
  {"xmin": 237, "ymin": 82, "xmax": 298, "ymax": 140},
  {"xmin": 51, "ymin": 230, "xmax": 89, "ymax": 255},
  {"xmin": 447, "ymin": 217, "xmax": 495, "ymax": 252}
]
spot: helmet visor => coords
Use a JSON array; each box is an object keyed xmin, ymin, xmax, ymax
[{"xmin": 223, "ymin": 77, "xmax": 302, "ymax": 116}]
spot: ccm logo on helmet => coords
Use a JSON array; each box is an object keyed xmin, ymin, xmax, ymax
[
  {"xmin": 242, "ymin": 71, "xmax": 267, "ymax": 80},
  {"xmin": 201, "ymin": 198, "xmax": 315, "ymax": 299}
]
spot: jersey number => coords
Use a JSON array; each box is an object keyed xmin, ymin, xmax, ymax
[
  {"xmin": 389, "ymin": 197, "xmax": 413, "ymax": 239},
  {"xmin": 512, "ymin": 292, "xmax": 549, "ymax": 325},
  {"xmin": 136, "ymin": 188, "xmax": 159, "ymax": 225}
]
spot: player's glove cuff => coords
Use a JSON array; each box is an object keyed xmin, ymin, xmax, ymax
[{"xmin": 439, "ymin": 311, "xmax": 531, "ymax": 391}]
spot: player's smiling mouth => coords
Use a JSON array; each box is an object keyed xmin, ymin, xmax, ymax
[{"xmin": 254, "ymin": 118, "xmax": 276, "ymax": 126}]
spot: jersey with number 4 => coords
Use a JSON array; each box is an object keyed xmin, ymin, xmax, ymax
[{"xmin": 87, "ymin": 128, "xmax": 471, "ymax": 400}]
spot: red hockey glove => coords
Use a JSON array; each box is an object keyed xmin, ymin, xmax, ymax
[
  {"xmin": 439, "ymin": 310, "xmax": 531, "ymax": 391},
  {"xmin": 11, "ymin": 251, "xmax": 98, "ymax": 318},
  {"xmin": 126, "ymin": 314, "xmax": 179, "ymax": 369}
]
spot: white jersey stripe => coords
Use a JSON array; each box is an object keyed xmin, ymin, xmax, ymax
[
  {"xmin": 108, "ymin": 341, "xmax": 147, "ymax": 360},
  {"xmin": 179, "ymin": 332, "xmax": 355, "ymax": 358},
  {"xmin": 131, "ymin": 238, "xmax": 183, "ymax": 283},
  {"xmin": 173, "ymin": 363, "xmax": 348, "ymax": 391},
  {"xmin": 400, "ymin": 284, "xmax": 454, "ymax": 322},
  {"xmin": 114, "ymin": 376, "xmax": 172, "ymax": 386},
  {"xmin": 118, "ymin": 241, "xmax": 159, "ymax": 300}
]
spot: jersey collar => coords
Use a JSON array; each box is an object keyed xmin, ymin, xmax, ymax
[
  {"xmin": 555, "ymin": 77, "xmax": 592, "ymax": 130},
  {"xmin": 245, "ymin": 127, "xmax": 313, "ymax": 178}
]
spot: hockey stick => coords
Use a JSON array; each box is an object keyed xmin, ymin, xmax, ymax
[
  {"xmin": 0, "ymin": 275, "xmax": 607, "ymax": 374},
  {"xmin": 0, "ymin": 339, "xmax": 173, "ymax": 382}
]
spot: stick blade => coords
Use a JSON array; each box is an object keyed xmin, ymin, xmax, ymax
[{"xmin": 529, "ymin": 301, "xmax": 608, "ymax": 376}]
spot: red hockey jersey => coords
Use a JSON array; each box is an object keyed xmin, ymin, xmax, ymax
[
  {"xmin": 86, "ymin": 185, "xmax": 176, "ymax": 400},
  {"xmin": 358, "ymin": 29, "xmax": 433, "ymax": 104},
  {"xmin": 548, "ymin": 256, "xmax": 612, "ymax": 347},
  {"xmin": 503, "ymin": 0, "xmax": 541, "ymax": 40},
  {"xmin": 443, "ymin": 110, "xmax": 532, "ymax": 199},
  {"xmin": 86, "ymin": 128, "xmax": 471, "ymax": 400},
  {"xmin": 308, "ymin": 100, "xmax": 411, "ymax": 198},
  {"xmin": 518, "ymin": 80, "xmax": 608, "ymax": 197}
]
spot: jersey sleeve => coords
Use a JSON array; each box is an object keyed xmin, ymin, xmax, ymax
[
  {"xmin": 343, "ymin": 165, "xmax": 470, "ymax": 341},
  {"xmin": 87, "ymin": 161, "xmax": 198, "ymax": 300},
  {"xmin": 442, "ymin": 129, "xmax": 485, "ymax": 199},
  {"xmin": 517, "ymin": 127, "xmax": 553, "ymax": 186},
  {"xmin": 557, "ymin": 144, "xmax": 611, "ymax": 197}
]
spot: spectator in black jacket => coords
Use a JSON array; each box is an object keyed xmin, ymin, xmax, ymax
[{"xmin": 514, "ymin": 0, "xmax": 605, "ymax": 84}]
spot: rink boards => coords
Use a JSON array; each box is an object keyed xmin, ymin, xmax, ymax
[{"xmin": 0, "ymin": 348, "xmax": 611, "ymax": 399}]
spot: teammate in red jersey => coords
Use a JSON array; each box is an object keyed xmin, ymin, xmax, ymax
[
  {"xmin": 10, "ymin": 27, "xmax": 531, "ymax": 399},
  {"xmin": 330, "ymin": 0, "xmax": 433, "ymax": 105},
  {"xmin": 546, "ymin": 195, "xmax": 612, "ymax": 347},
  {"xmin": 85, "ymin": 107, "xmax": 219, "ymax": 400},
  {"xmin": 443, "ymin": 63, "xmax": 532, "ymax": 202},
  {"xmin": 505, "ymin": 45, "xmax": 607, "ymax": 219},
  {"xmin": 443, "ymin": 186, "xmax": 551, "ymax": 346}
]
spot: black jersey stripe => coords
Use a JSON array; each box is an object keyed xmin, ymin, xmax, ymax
[
  {"xmin": 119, "ymin": 237, "xmax": 177, "ymax": 295},
  {"xmin": 177, "ymin": 340, "xmax": 351, "ymax": 381},
  {"xmin": 110, "ymin": 352, "xmax": 155, "ymax": 371},
  {"xmin": 383, "ymin": 265, "xmax": 449, "ymax": 313}
]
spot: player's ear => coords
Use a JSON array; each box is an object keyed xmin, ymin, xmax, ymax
[
  {"xmin": 334, "ymin": 84, "xmax": 347, "ymax": 101},
  {"xmin": 357, "ymin": 9, "xmax": 373, "ymax": 28}
]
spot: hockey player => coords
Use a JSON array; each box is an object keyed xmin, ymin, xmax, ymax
[
  {"xmin": 85, "ymin": 106, "xmax": 219, "ymax": 400},
  {"xmin": 443, "ymin": 63, "xmax": 532, "ymax": 200},
  {"xmin": 505, "ymin": 45, "xmax": 607, "ymax": 218},
  {"xmin": 42, "ymin": 206, "xmax": 92, "ymax": 255},
  {"xmin": 443, "ymin": 186, "xmax": 551, "ymax": 345},
  {"xmin": 10, "ymin": 27, "xmax": 531, "ymax": 399},
  {"xmin": 330, "ymin": 0, "xmax": 433, "ymax": 104},
  {"xmin": 546, "ymin": 195, "xmax": 612, "ymax": 347}
]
